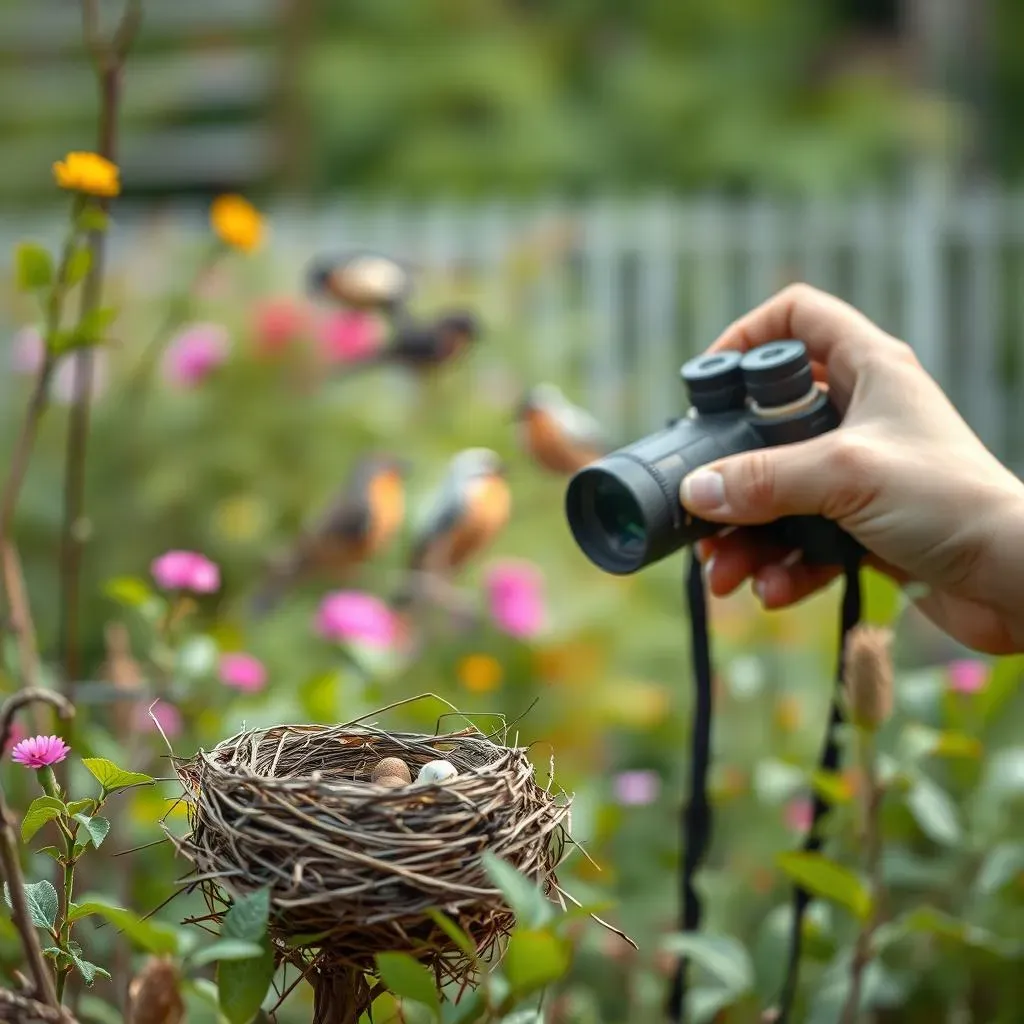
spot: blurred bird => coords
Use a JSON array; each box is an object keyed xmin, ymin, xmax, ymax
[
  {"xmin": 251, "ymin": 455, "xmax": 410, "ymax": 616},
  {"xmin": 407, "ymin": 448, "xmax": 511, "ymax": 579},
  {"xmin": 515, "ymin": 383, "xmax": 610, "ymax": 475},
  {"xmin": 307, "ymin": 250, "xmax": 413, "ymax": 314}
]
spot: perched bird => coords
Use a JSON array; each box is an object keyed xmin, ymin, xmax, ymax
[
  {"xmin": 307, "ymin": 250, "xmax": 413, "ymax": 313},
  {"xmin": 381, "ymin": 311, "xmax": 480, "ymax": 374},
  {"xmin": 406, "ymin": 448, "xmax": 511, "ymax": 580},
  {"xmin": 515, "ymin": 383, "xmax": 610, "ymax": 475},
  {"xmin": 251, "ymin": 455, "xmax": 410, "ymax": 616}
]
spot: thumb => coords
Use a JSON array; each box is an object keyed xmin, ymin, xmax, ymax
[{"xmin": 679, "ymin": 434, "xmax": 869, "ymax": 525}]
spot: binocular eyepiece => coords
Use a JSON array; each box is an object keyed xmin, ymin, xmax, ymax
[{"xmin": 565, "ymin": 340, "xmax": 851, "ymax": 574}]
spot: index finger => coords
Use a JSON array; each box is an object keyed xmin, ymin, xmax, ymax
[{"xmin": 708, "ymin": 283, "xmax": 904, "ymax": 389}]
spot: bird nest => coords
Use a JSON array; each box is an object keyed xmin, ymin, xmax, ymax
[
  {"xmin": 169, "ymin": 703, "xmax": 576, "ymax": 1022},
  {"xmin": 0, "ymin": 990, "xmax": 77, "ymax": 1024}
]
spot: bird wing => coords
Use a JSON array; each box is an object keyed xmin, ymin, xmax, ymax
[
  {"xmin": 550, "ymin": 398, "xmax": 609, "ymax": 452},
  {"xmin": 409, "ymin": 474, "xmax": 466, "ymax": 571}
]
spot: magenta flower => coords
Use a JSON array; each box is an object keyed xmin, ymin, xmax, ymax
[
  {"xmin": 10, "ymin": 735, "xmax": 70, "ymax": 768},
  {"xmin": 613, "ymin": 770, "xmax": 660, "ymax": 807},
  {"xmin": 134, "ymin": 700, "xmax": 183, "ymax": 739},
  {"xmin": 484, "ymin": 560, "xmax": 546, "ymax": 639},
  {"xmin": 317, "ymin": 311, "xmax": 382, "ymax": 364},
  {"xmin": 784, "ymin": 796, "xmax": 814, "ymax": 833},
  {"xmin": 948, "ymin": 659, "xmax": 988, "ymax": 694},
  {"xmin": 3, "ymin": 723, "xmax": 26, "ymax": 754},
  {"xmin": 162, "ymin": 323, "xmax": 230, "ymax": 387},
  {"xmin": 316, "ymin": 591, "xmax": 397, "ymax": 649},
  {"xmin": 253, "ymin": 298, "xmax": 307, "ymax": 356},
  {"xmin": 219, "ymin": 652, "xmax": 268, "ymax": 693},
  {"xmin": 151, "ymin": 550, "xmax": 221, "ymax": 594}
]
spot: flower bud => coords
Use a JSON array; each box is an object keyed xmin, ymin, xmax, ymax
[
  {"xmin": 127, "ymin": 957, "xmax": 184, "ymax": 1024},
  {"xmin": 844, "ymin": 626, "xmax": 895, "ymax": 732}
]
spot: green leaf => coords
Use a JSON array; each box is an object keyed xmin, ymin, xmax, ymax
[
  {"xmin": 189, "ymin": 939, "xmax": 265, "ymax": 968},
  {"xmin": 4, "ymin": 879, "xmax": 59, "ymax": 929},
  {"xmin": 182, "ymin": 978, "xmax": 220, "ymax": 1012},
  {"xmin": 77, "ymin": 995, "xmax": 123, "ymax": 1024},
  {"xmin": 222, "ymin": 888, "xmax": 271, "ymax": 944},
  {"xmin": 65, "ymin": 799, "xmax": 96, "ymax": 817},
  {"xmin": 66, "ymin": 897, "xmax": 179, "ymax": 954},
  {"xmin": 103, "ymin": 576, "xmax": 154, "ymax": 608},
  {"xmin": 66, "ymin": 248, "xmax": 92, "ymax": 286},
  {"xmin": 78, "ymin": 306, "xmax": 118, "ymax": 343},
  {"xmin": 503, "ymin": 928, "xmax": 572, "ymax": 996},
  {"xmin": 82, "ymin": 758, "xmax": 154, "ymax": 794},
  {"xmin": 876, "ymin": 906, "xmax": 1017, "ymax": 957},
  {"xmin": 218, "ymin": 936, "xmax": 275, "ymax": 1024},
  {"xmin": 978, "ymin": 656, "xmax": 1024, "ymax": 725},
  {"xmin": 899, "ymin": 725, "xmax": 982, "ymax": 763},
  {"xmin": 16, "ymin": 242, "xmax": 53, "ymax": 291},
  {"xmin": 481, "ymin": 853, "xmax": 553, "ymax": 928},
  {"xmin": 906, "ymin": 776, "xmax": 961, "ymax": 847},
  {"xmin": 776, "ymin": 853, "xmax": 872, "ymax": 921},
  {"xmin": 36, "ymin": 846, "xmax": 64, "ymax": 863},
  {"xmin": 426, "ymin": 909, "xmax": 478, "ymax": 961},
  {"xmin": 660, "ymin": 934, "xmax": 754, "ymax": 995},
  {"xmin": 975, "ymin": 842, "xmax": 1024, "ymax": 895},
  {"xmin": 69, "ymin": 948, "xmax": 111, "ymax": 986},
  {"xmin": 809, "ymin": 770, "xmax": 855, "ymax": 805},
  {"xmin": 375, "ymin": 953, "xmax": 441, "ymax": 1015},
  {"xmin": 73, "ymin": 814, "xmax": 111, "ymax": 849},
  {"xmin": 441, "ymin": 991, "xmax": 486, "ymax": 1024},
  {"xmin": 689, "ymin": 987, "xmax": 741, "ymax": 1024},
  {"xmin": 21, "ymin": 796, "xmax": 66, "ymax": 842},
  {"xmin": 78, "ymin": 206, "xmax": 110, "ymax": 233}
]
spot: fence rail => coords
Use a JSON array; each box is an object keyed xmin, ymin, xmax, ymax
[{"xmin": 3, "ymin": 184, "xmax": 1024, "ymax": 466}]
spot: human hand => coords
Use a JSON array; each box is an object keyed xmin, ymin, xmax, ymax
[{"xmin": 679, "ymin": 284, "xmax": 1024, "ymax": 654}]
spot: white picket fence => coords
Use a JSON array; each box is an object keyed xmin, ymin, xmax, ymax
[{"xmin": 4, "ymin": 178, "xmax": 1024, "ymax": 467}]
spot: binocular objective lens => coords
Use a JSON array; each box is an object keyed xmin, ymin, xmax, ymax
[{"xmin": 588, "ymin": 476, "xmax": 647, "ymax": 558}]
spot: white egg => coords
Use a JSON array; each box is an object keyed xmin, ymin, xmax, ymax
[{"xmin": 416, "ymin": 759, "xmax": 459, "ymax": 785}]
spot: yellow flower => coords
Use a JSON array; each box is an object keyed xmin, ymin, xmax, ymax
[
  {"xmin": 457, "ymin": 654, "xmax": 503, "ymax": 694},
  {"xmin": 52, "ymin": 151, "xmax": 120, "ymax": 197},
  {"xmin": 210, "ymin": 194, "xmax": 264, "ymax": 253}
]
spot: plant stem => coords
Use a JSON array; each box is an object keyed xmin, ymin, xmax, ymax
[
  {"xmin": 839, "ymin": 731, "xmax": 885, "ymax": 1024},
  {"xmin": 59, "ymin": 0, "xmax": 141, "ymax": 694},
  {"xmin": 55, "ymin": 822, "xmax": 78, "ymax": 1003},
  {"xmin": 0, "ymin": 691, "xmax": 74, "ymax": 1009}
]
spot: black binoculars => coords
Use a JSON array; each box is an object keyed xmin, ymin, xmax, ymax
[{"xmin": 565, "ymin": 340, "xmax": 857, "ymax": 574}]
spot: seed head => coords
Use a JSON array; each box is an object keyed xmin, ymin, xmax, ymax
[{"xmin": 844, "ymin": 626, "xmax": 895, "ymax": 731}]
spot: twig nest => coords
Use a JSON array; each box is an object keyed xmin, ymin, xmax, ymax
[
  {"xmin": 170, "ymin": 721, "xmax": 571, "ymax": 1001},
  {"xmin": 416, "ymin": 759, "xmax": 458, "ymax": 784},
  {"xmin": 371, "ymin": 756, "xmax": 412, "ymax": 783}
]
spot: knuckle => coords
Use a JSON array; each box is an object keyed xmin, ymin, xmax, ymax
[
  {"xmin": 822, "ymin": 434, "xmax": 882, "ymax": 520},
  {"xmin": 779, "ymin": 282, "xmax": 820, "ymax": 306},
  {"xmin": 733, "ymin": 452, "xmax": 777, "ymax": 512}
]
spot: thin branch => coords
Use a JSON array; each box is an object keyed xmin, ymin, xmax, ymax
[
  {"xmin": 0, "ymin": 690, "xmax": 74, "ymax": 1009},
  {"xmin": 59, "ymin": 0, "xmax": 142, "ymax": 691}
]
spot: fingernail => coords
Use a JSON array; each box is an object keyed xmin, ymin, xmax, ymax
[
  {"xmin": 696, "ymin": 539, "xmax": 713, "ymax": 562},
  {"xmin": 754, "ymin": 577, "xmax": 768, "ymax": 604},
  {"xmin": 681, "ymin": 470, "xmax": 728, "ymax": 514}
]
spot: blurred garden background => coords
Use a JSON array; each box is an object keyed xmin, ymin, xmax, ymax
[{"xmin": 2, "ymin": 1, "xmax": 1024, "ymax": 1022}]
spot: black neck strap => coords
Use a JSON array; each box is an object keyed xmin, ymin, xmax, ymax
[{"xmin": 669, "ymin": 547, "xmax": 863, "ymax": 1023}]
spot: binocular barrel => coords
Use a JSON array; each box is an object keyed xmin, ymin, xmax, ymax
[{"xmin": 565, "ymin": 341, "xmax": 839, "ymax": 574}]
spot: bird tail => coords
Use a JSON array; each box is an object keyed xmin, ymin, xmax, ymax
[{"xmin": 248, "ymin": 557, "xmax": 302, "ymax": 618}]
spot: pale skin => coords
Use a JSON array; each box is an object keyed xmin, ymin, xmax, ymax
[{"xmin": 679, "ymin": 284, "xmax": 1024, "ymax": 656}]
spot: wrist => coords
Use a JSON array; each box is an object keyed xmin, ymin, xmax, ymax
[{"xmin": 975, "ymin": 484, "xmax": 1024, "ymax": 650}]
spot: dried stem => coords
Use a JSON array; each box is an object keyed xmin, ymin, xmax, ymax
[
  {"xmin": 2, "ymin": 543, "xmax": 46, "ymax": 733},
  {"xmin": 0, "ymin": 690, "xmax": 75, "ymax": 1010},
  {"xmin": 839, "ymin": 731, "xmax": 885, "ymax": 1024},
  {"xmin": 59, "ymin": 0, "xmax": 142, "ymax": 692}
]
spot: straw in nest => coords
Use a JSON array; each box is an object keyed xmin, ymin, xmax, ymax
[
  {"xmin": 168, "ymin": 701, "xmax": 599, "ymax": 1023},
  {"xmin": 0, "ymin": 989, "xmax": 78, "ymax": 1024}
]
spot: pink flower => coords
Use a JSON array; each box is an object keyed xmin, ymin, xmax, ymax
[
  {"xmin": 485, "ymin": 560, "xmax": 546, "ymax": 639},
  {"xmin": 9, "ymin": 328, "xmax": 108, "ymax": 406},
  {"xmin": 613, "ymin": 770, "xmax": 660, "ymax": 807},
  {"xmin": 11, "ymin": 735, "xmax": 70, "ymax": 768},
  {"xmin": 316, "ymin": 311, "xmax": 383, "ymax": 364},
  {"xmin": 253, "ymin": 298, "xmax": 308, "ymax": 355},
  {"xmin": 162, "ymin": 323, "xmax": 230, "ymax": 387},
  {"xmin": 134, "ymin": 700, "xmax": 183, "ymax": 738},
  {"xmin": 219, "ymin": 653, "xmax": 268, "ymax": 693},
  {"xmin": 151, "ymin": 550, "xmax": 221, "ymax": 594},
  {"xmin": 785, "ymin": 797, "xmax": 814, "ymax": 833},
  {"xmin": 948, "ymin": 659, "xmax": 988, "ymax": 694},
  {"xmin": 316, "ymin": 591, "xmax": 397, "ymax": 649},
  {"xmin": 11, "ymin": 326, "xmax": 44, "ymax": 374},
  {"xmin": 3, "ymin": 723, "xmax": 26, "ymax": 754}
]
